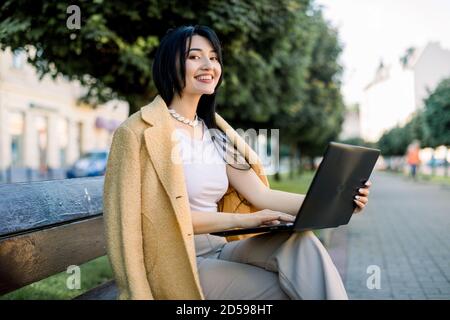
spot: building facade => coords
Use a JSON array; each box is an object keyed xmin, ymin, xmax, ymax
[
  {"xmin": 338, "ymin": 103, "xmax": 362, "ymax": 141},
  {"xmin": 360, "ymin": 42, "xmax": 450, "ymax": 142},
  {"xmin": 0, "ymin": 48, "xmax": 129, "ymax": 183}
]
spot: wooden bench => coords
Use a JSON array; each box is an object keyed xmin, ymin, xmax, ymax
[{"xmin": 0, "ymin": 177, "xmax": 117, "ymax": 300}]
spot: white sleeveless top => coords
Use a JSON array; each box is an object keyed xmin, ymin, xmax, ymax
[{"xmin": 174, "ymin": 121, "xmax": 229, "ymax": 256}]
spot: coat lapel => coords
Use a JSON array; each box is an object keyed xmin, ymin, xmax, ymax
[{"xmin": 141, "ymin": 96, "xmax": 191, "ymax": 232}]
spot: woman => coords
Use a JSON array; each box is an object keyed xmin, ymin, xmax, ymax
[{"xmin": 103, "ymin": 25, "xmax": 372, "ymax": 300}]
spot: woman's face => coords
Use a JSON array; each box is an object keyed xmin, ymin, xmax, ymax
[{"xmin": 183, "ymin": 35, "xmax": 222, "ymax": 95}]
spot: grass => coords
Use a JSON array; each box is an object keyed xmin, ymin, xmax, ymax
[
  {"xmin": 268, "ymin": 171, "xmax": 315, "ymax": 194},
  {"xmin": 1, "ymin": 171, "xmax": 315, "ymax": 300},
  {"xmin": 0, "ymin": 256, "xmax": 113, "ymax": 300},
  {"xmin": 383, "ymin": 169, "xmax": 450, "ymax": 186},
  {"xmin": 416, "ymin": 173, "xmax": 450, "ymax": 186}
]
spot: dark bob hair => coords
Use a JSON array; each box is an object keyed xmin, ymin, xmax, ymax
[
  {"xmin": 152, "ymin": 25, "xmax": 223, "ymax": 131},
  {"xmin": 152, "ymin": 25, "xmax": 251, "ymax": 171}
]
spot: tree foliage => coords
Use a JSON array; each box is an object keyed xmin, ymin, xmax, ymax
[
  {"xmin": 378, "ymin": 126, "xmax": 410, "ymax": 156},
  {"xmin": 423, "ymin": 77, "xmax": 450, "ymax": 148},
  {"xmin": 1, "ymin": 0, "xmax": 311, "ymax": 116},
  {"xmin": 377, "ymin": 76, "xmax": 450, "ymax": 156},
  {"xmin": 0, "ymin": 0, "xmax": 345, "ymax": 162},
  {"xmin": 273, "ymin": 8, "xmax": 345, "ymax": 157}
]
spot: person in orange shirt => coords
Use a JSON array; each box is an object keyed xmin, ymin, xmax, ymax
[{"xmin": 406, "ymin": 140, "xmax": 421, "ymax": 180}]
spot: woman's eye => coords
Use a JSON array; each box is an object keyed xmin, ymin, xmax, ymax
[{"xmin": 188, "ymin": 55, "xmax": 218, "ymax": 61}]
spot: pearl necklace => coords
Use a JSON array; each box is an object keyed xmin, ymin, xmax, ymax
[{"xmin": 168, "ymin": 108, "xmax": 199, "ymax": 127}]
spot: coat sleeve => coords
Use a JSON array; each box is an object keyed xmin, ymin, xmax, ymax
[{"xmin": 103, "ymin": 125, "xmax": 154, "ymax": 300}]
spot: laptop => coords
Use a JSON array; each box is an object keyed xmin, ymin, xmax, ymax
[{"xmin": 210, "ymin": 142, "xmax": 380, "ymax": 237}]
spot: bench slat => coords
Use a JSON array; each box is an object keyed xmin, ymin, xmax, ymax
[
  {"xmin": 0, "ymin": 177, "xmax": 104, "ymax": 237},
  {"xmin": 0, "ymin": 216, "xmax": 106, "ymax": 295}
]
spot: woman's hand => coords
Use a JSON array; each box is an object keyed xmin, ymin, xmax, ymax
[
  {"xmin": 353, "ymin": 180, "xmax": 372, "ymax": 214},
  {"xmin": 235, "ymin": 209, "xmax": 295, "ymax": 229}
]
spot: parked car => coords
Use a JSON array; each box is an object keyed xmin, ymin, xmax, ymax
[
  {"xmin": 426, "ymin": 158, "xmax": 447, "ymax": 167},
  {"xmin": 66, "ymin": 150, "xmax": 109, "ymax": 178}
]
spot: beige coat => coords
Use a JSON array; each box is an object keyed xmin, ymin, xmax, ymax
[{"xmin": 103, "ymin": 95, "xmax": 270, "ymax": 300}]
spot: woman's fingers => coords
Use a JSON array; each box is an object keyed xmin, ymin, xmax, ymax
[
  {"xmin": 260, "ymin": 214, "xmax": 279, "ymax": 224},
  {"xmin": 354, "ymin": 199, "xmax": 365, "ymax": 211},
  {"xmin": 279, "ymin": 214, "xmax": 295, "ymax": 222},
  {"xmin": 263, "ymin": 220, "xmax": 281, "ymax": 226},
  {"xmin": 353, "ymin": 181, "xmax": 372, "ymax": 214},
  {"xmin": 358, "ymin": 187, "xmax": 370, "ymax": 196},
  {"xmin": 269, "ymin": 212, "xmax": 295, "ymax": 222},
  {"xmin": 355, "ymin": 195, "xmax": 368, "ymax": 204},
  {"xmin": 260, "ymin": 211, "xmax": 294, "ymax": 224}
]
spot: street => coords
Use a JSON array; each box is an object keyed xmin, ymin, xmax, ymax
[{"xmin": 330, "ymin": 171, "xmax": 450, "ymax": 299}]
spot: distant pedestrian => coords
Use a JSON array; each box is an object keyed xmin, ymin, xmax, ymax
[{"xmin": 406, "ymin": 140, "xmax": 421, "ymax": 180}]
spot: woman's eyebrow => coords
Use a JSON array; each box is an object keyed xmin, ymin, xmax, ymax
[{"xmin": 188, "ymin": 48, "xmax": 217, "ymax": 53}]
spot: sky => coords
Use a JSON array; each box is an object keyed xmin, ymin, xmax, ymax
[{"xmin": 315, "ymin": 0, "xmax": 450, "ymax": 105}]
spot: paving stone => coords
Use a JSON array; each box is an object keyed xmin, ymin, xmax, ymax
[{"xmin": 337, "ymin": 172, "xmax": 450, "ymax": 300}]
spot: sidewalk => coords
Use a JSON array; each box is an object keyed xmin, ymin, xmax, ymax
[{"xmin": 328, "ymin": 171, "xmax": 450, "ymax": 299}]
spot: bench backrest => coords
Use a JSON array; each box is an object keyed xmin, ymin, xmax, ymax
[{"xmin": 0, "ymin": 177, "xmax": 106, "ymax": 295}]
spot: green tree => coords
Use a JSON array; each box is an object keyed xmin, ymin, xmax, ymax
[
  {"xmin": 423, "ymin": 77, "xmax": 450, "ymax": 148},
  {"xmin": 378, "ymin": 126, "xmax": 410, "ymax": 157},
  {"xmin": 1, "ymin": 0, "xmax": 345, "ymax": 180},
  {"xmin": 338, "ymin": 137, "xmax": 377, "ymax": 149},
  {"xmin": 423, "ymin": 77, "xmax": 450, "ymax": 175},
  {"xmin": 0, "ymin": 0, "xmax": 312, "ymax": 118},
  {"xmin": 273, "ymin": 8, "xmax": 345, "ymax": 177},
  {"xmin": 403, "ymin": 110, "xmax": 428, "ymax": 146}
]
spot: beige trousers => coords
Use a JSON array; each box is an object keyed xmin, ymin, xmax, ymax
[{"xmin": 196, "ymin": 231, "xmax": 348, "ymax": 300}]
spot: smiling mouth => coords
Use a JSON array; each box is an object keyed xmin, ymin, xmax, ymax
[{"xmin": 195, "ymin": 75, "xmax": 214, "ymax": 83}]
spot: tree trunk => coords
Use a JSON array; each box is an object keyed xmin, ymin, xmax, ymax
[
  {"xmin": 431, "ymin": 149, "xmax": 436, "ymax": 177},
  {"xmin": 274, "ymin": 171, "xmax": 281, "ymax": 182},
  {"xmin": 297, "ymin": 145, "xmax": 303, "ymax": 176},
  {"xmin": 309, "ymin": 156, "xmax": 315, "ymax": 171},
  {"xmin": 289, "ymin": 143, "xmax": 297, "ymax": 180},
  {"xmin": 445, "ymin": 147, "xmax": 449, "ymax": 177}
]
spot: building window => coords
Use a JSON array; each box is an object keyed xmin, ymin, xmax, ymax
[
  {"xmin": 9, "ymin": 112, "xmax": 24, "ymax": 167},
  {"xmin": 77, "ymin": 122, "xmax": 84, "ymax": 156},
  {"xmin": 35, "ymin": 115, "xmax": 48, "ymax": 174},
  {"xmin": 58, "ymin": 118, "xmax": 69, "ymax": 166},
  {"xmin": 12, "ymin": 49, "xmax": 25, "ymax": 69}
]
